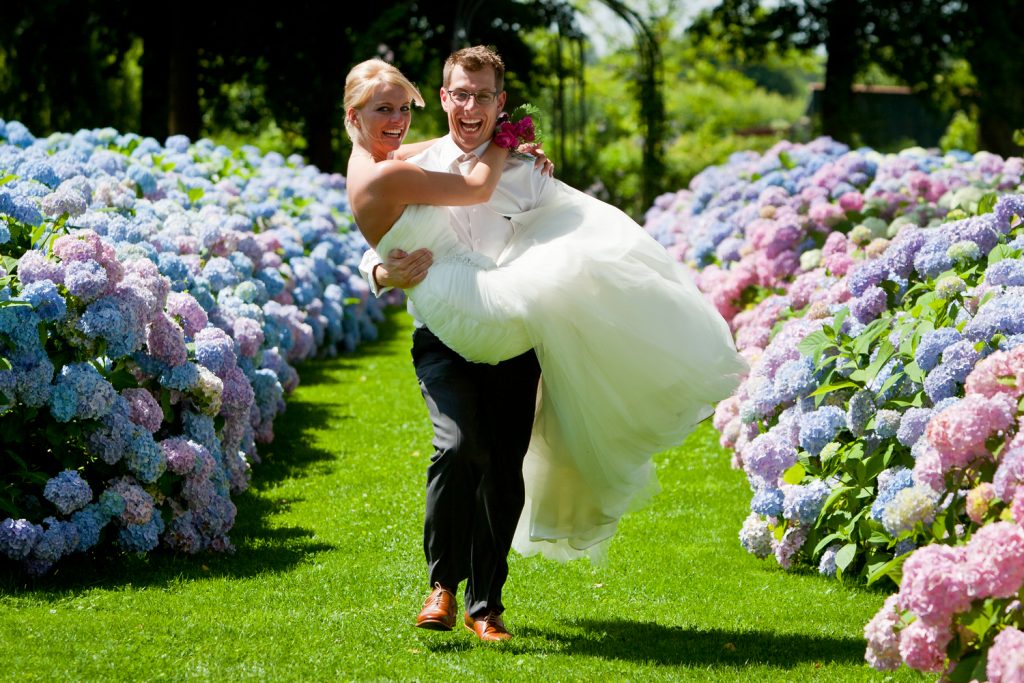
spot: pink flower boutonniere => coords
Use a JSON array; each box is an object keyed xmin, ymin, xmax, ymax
[{"xmin": 492, "ymin": 104, "xmax": 543, "ymax": 156}]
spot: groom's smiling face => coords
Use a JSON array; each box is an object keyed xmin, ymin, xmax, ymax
[{"xmin": 441, "ymin": 65, "xmax": 506, "ymax": 152}]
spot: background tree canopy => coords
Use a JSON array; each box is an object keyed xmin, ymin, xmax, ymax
[{"xmin": 0, "ymin": 0, "xmax": 1020, "ymax": 218}]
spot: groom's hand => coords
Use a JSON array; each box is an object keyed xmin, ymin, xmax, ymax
[{"xmin": 375, "ymin": 248, "xmax": 433, "ymax": 290}]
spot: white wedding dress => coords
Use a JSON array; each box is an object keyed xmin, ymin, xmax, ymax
[{"xmin": 376, "ymin": 181, "xmax": 747, "ymax": 561}]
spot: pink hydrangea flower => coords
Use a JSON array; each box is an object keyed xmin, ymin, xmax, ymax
[
  {"xmin": 165, "ymin": 291, "xmax": 208, "ymax": 338},
  {"xmin": 147, "ymin": 312, "xmax": 188, "ymax": 367},
  {"xmin": 898, "ymin": 543, "xmax": 970, "ymax": 626},
  {"xmin": 233, "ymin": 317, "xmax": 264, "ymax": 358},
  {"xmin": 964, "ymin": 522, "xmax": 1024, "ymax": 599},
  {"xmin": 839, "ymin": 191, "xmax": 865, "ymax": 212},
  {"xmin": 898, "ymin": 619, "xmax": 951, "ymax": 673},
  {"xmin": 864, "ymin": 594, "xmax": 902, "ymax": 671},
  {"xmin": 965, "ymin": 346, "xmax": 1024, "ymax": 400},
  {"xmin": 989, "ymin": 626, "xmax": 1024, "ymax": 683},
  {"xmin": 925, "ymin": 394, "xmax": 1017, "ymax": 471}
]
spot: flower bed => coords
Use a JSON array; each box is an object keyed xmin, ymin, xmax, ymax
[
  {"xmin": 0, "ymin": 120, "xmax": 387, "ymax": 574},
  {"xmin": 645, "ymin": 138, "xmax": 1024, "ymax": 677}
]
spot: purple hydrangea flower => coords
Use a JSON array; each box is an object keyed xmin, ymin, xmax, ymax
[
  {"xmin": 986, "ymin": 259, "xmax": 1024, "ymax": 287},
  {"xmin": 0, "ymin": 518, "xmax": 43, "ymax": 560},
  {"xmin": 901, "ymin": 405, "xmax": 933, "ymax": 448},
  {"xmin": 64, "ymin": 260, "xmax": 109, "ymax": 300},
  {"xmin": 850, "ymin": 285, "xmax": 888, "ymax": 324}
]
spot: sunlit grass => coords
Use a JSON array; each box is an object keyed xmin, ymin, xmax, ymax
[{"xmin": 0, "ymin": 309, "xmax": 923, "ymax": 682}]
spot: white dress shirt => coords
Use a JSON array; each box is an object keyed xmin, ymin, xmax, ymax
[{"xmin": 357, "ymin": 134, "xmax": 553, "ymax": 324}]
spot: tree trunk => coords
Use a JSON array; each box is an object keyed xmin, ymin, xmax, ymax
[
  {"xmin": 305, "ymin": 102, "xmax": 336, "ymax": 172},
  {"xmin": 140, "ymin": 16, "xmax": 170, "ymax": 141},
  {"xmin": 821, "ymin": 0, "xmax": 861, "ymax": 144},
  {"xmin": 965, "ymin": 0, "xmax": 1024, "ymax": 156},
  {"xmin": 167, "ymin": 3, "xmax": 200, "ymax": 139}
]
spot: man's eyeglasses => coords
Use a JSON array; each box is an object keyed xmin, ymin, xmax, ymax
[{"xmin": 446, "ymin": 90, "xmax": 499, "ymax": 105}]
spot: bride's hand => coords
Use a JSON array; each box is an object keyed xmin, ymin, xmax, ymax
[
  {"xmin": 375, "ymin": 248, "xmax": 433, "ymax": 289},
  {"xmin": 517, "ymin": 142, "xmax": 554, "ymax": 177}
]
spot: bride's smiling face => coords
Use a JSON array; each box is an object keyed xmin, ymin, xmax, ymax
[{"xmin": 353, "ymin": 83, "xmax": 413, "ymax": 157}]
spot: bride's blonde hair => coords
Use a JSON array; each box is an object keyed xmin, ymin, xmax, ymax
[{"xmin": 344, "ymin": 59, "xmax": 425, "ymax": 142}]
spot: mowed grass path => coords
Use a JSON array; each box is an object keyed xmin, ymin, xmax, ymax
[{"xmin": 0, "ymin": 310, "xmax": 923, "ymax": 682}]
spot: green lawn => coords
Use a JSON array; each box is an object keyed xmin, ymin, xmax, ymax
[{"xmin": 0, "ymin": 310, "xmax": 923, "ymax": 682}]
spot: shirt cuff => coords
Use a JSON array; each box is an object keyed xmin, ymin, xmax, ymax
[{"xmin": 358, "ymin": 248, "xmax": 391, "ymax": 297}]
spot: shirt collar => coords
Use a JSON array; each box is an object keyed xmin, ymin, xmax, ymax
[{"xmin": 437, "ymin": 134, "xmax": 491, "ymax": 166}]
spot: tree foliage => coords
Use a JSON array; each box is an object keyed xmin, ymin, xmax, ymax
[{"xmin": 690, "ymin": 0, "xmax": 1024, "ymax": 155}]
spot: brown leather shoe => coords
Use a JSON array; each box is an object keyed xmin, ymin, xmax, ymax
[
  {"xmin": 415, "ymin": 583, "xmax": 457, "ymax": 630},
  {"xmin": 464, "ymin": 610, "xmax": 512, "ymax": 641}
]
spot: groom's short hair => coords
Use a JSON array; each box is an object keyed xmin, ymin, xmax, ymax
[{"xmin": 443, "ymin": 45, "xmax": 505, "ymax": 93}]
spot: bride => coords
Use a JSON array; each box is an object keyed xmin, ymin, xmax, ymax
[{"xmin": 344, "ymin": 58, "xmax": 747, "ymax": 560}]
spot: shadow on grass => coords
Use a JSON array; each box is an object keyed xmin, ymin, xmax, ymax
[
  {"xmin": 0, "ymin": 309, "xmax": 411, "ymax": 596},
  {"xmin": 536, "ymin": 619, "xmax": 865, "ymax": 667},
  {"xmin": 252, "ymin": 307, "xmax": 410, "ymax": 485},
  {"xmin": 423, "ymin": 618, "xmax": 865, "ymax": 668}
]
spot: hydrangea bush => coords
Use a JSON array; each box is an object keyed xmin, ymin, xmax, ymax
[
  {"xmin": 645, "ymin": 137, "xmax": 1024, "ymax": 678},
  {"xmin": 0, "ymin": 119, "xmax": 388, "ymax": 574}
]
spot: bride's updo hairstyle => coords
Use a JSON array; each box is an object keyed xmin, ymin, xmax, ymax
[{"xmin": 344, "ymin": 58, "xmax": 425, "ymax": 142}]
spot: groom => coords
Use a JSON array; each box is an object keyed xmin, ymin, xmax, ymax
[{"xmin": 359, "ymin": 45, "xmax": 551, "ymax": 642}]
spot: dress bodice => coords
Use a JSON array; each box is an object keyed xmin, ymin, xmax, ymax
[{"xmin": 376, "ymin": 204, "xmax": 495, "ymax": 271}]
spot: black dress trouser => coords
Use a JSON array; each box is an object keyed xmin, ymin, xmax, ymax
[{"xmin": 411, "ymin": 326, "xmax": 541, "ymax": 618}]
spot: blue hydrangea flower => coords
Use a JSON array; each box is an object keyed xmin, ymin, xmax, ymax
[
  {"xmin": 846, "ymin": 389, "xmax": 875, "ymax": 437},
  {"xmin": 750, "ymin": 487, "xmax": 785, "ymax": 517},
  {"xmin": 897, "ymin": 407, "xmax": 933, "ymax": 447},
  {"xmin": 64, "ymin": 260, "xmax": 108, "ymax": 300},
  {"xmin": 847, "ymin": 258, "xmax": 888, "ymax": 297},
  {"xmin": 118, "ymin": 514, "xmax": 165, "ymax": 553},
  {"xmin": 964, "ymin": 292, "xmax": 1024, "ymax": 342},
  {"xmin": 773, "ymin": 357, "xmax": 816, "ymax": 404},
  {"xmin": 70, "ymin": 504, "xmax": 108, "ymax": 551},
  {"xmin": 913, "ymin": 235, "xmax": 954, "ymax": 279},
  {"xmin": 914, "ymin": 327, "xmax": 962, "ymax": 372},
  {"xmin": 783, "ymin": 479, "xmax": 831, "ymax": 524},
  {"xmin": 799, "ymin": 406, "xmax": 846, "ymax": 456},
  {"xmin": 43, "ymin": 469, "xmax": 93, "ymax": 515},
  {"xmin": 20, "ymin": 279, "xmax": 67, "ymax": 322},
  {"xmin": 923, "ymin": 363, "xmax": 960, "ymax": 403},
  {"xmin": 30, "ymin": 517, "xmax": 79, "ymax": 563},
  {"xmin": 50, "ymin": 362, "xmax": 117, "ymax": 422},
  {"xmin": 873, "ymin": 409, "xmax": 902, "ymax": 439},
  {"xmin": 871, "ymin": 467, "xmax": 914, "ymax": 521},
  {"xmin": 818, "ymin": 544, "xmax": 840, "ymax": 577},
  {"xmin": 995, "ymin": 195, "xmax": 1024, "ymax": 230}
]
